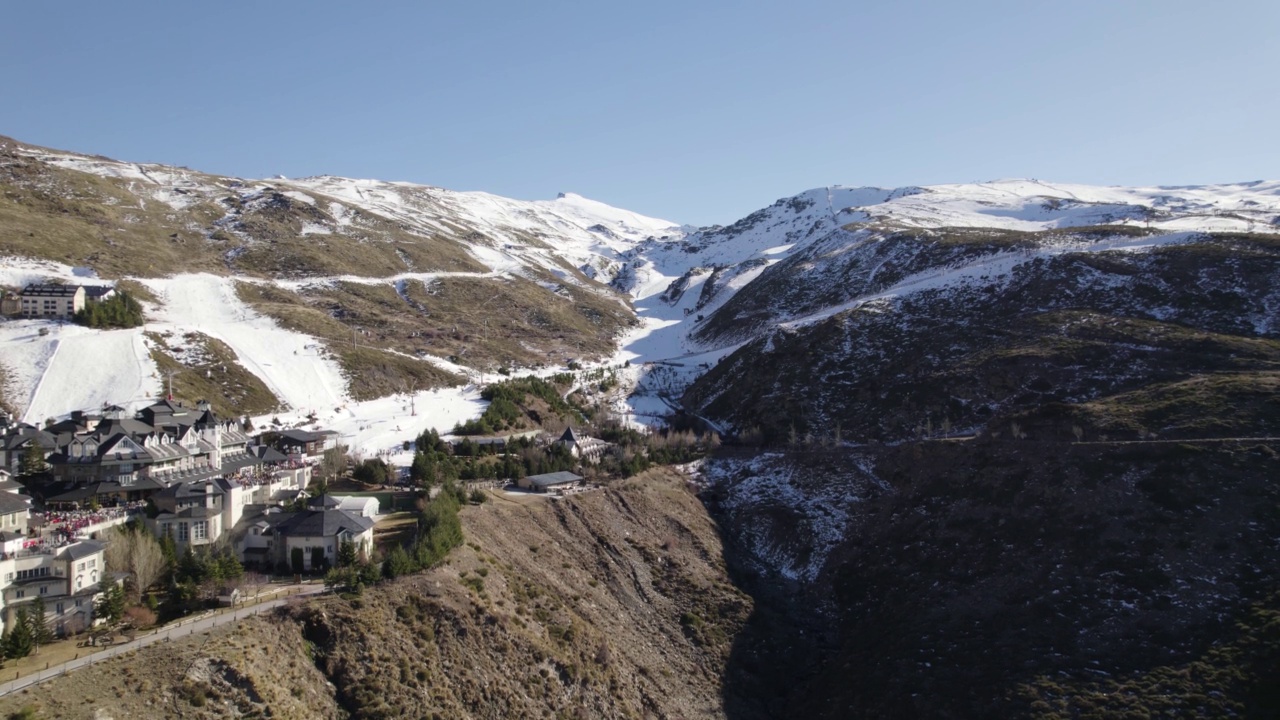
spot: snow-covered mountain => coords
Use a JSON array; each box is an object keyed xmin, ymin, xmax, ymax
[{"xmin": 3, "ymin": 133, "xmax": 1279, "ymax": 453}]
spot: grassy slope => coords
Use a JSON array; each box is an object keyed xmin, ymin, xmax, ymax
[
  {"xmin": 1017, "ymin": 593, "xmax": 1280, "ymax": 718},
  {"xmin": 237, "ymin": 274, "xmax": 632, "ymax": 394},
  {"xmin": 0, "ymin": 139, "xmax": 488, "ymax": 280},
  {"xmin": 691, "ymin": 230, "xmax": 1280, "ymax": 718},
  {"xmin": 233, "ymin": 281, "xmax": 463, "ymax": 401},
  {"xmin": 0, "ymin": 142, "xmax": 230, "ymax": 278},
  {"xmin": 2, "ymin": 137, "xmax": 639, "ymax": 400},
  {"xmin": 293, "ymin": 469, "xmax": 746, "ymax": 719},
  {"xmin": 146, "ymin": 331, "xmax": 283, "ymax": 417}
]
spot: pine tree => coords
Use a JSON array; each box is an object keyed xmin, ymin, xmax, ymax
[
  {"xmin": 410, "ymin": 451, "xmax": 432, "ymax": 487},
  {"xmin": 19, "ymin": 442, "xmax": 46, "ymax": 477},
  {"xmin": 337, "ymin": 540, "xmax": 358, "ymax": 568},
  {"xmin": 95, "ymin": 582, "xmax": 126, "ymax": 625},
  {"xmin": 27, "ymin": 597, "xmax": 53, "ymax": 651},
  {"xmin": 311, "ymin": 548, "xmax": 327, "ymax": 573},
  {"xmin": 5, "ymin": 609, "xmax": 34, "ymax": 659},
  {"xmin": 216, "ymin": 551, "xmax": 243, "ymax": 582},
  {"xmin": 383, "ymin": 546, "xmax": 415, "ymax": 579}
]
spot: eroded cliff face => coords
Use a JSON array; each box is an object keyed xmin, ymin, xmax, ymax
[
  {"xmin": 705, "ymin": 441, "xmax": 1280, "ymax": 719},
  {"xmin": 294, "ymin": 469, "xmax": 749, "ymax": 720},
  {"xmin": 0, "ymin": 469, "xmax": 748, "ymax": 720}
]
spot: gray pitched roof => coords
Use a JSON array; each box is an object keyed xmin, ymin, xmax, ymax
[
  {"xmin": 1, "ymin": 427, "xmax": 58, "ymax": 452},
  {"xmin": 62, "ymin": 539, "xmax": 106, "ymax": 561},
  {"xmin": 558, "ymin": 427, "xmax": 581, "ymax": 444},
  {"xmin": 271, "ymin": 508, "xmax": 374, "ymax": 539},
  {"xmin": 0, "ymin": 491, "xmax": 30, "ymax": 516},
  {"xmin": 275, "ymin": 428, "xmax": 326, "ymax": 443},
  {"xmin": 307, "ymin": 494, "xmax": 341, "ymax": 509}
]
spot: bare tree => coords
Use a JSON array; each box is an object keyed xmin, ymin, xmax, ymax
[
  {"xmin": 104, "ymin": 527, "xmax": 168, "ymax": 600},
  {"xmin": 241, "ymin": 572, "xmax": 269, "ymax": 600},
  {"xmin": 131, "ymin": 532, "xmax": 167, "ymax": 598},
  {"xmin": 104, "ymin": 527, "xmax": 132, "ymax": 576}
]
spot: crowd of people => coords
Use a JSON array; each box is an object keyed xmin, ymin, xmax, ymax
[
  {"xmin": 231, "ymin": 462, "xmax": 305, "ymax": 490},
  {"xmin": 39, "ymin": 502, "xmax": 145, "ymax": 543}
]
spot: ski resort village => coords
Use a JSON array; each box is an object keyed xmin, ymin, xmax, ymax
[
  {"xmin": 0, "ymin": 277, "xmax": 646, "ymax": 672},
  {"xmin": 0, "ymin": 383, "xmax": 620, "ymax": 651}
]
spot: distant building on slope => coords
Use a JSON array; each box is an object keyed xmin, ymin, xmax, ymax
[
  {"xmin": 517, "ymin": 470, "xmax": 584, "ymax": 494},
  {"xmin": 20, "ymin": 284, "xmax": 85, "ymax": 319},
  {"xmin": 553, "ymin": 427, "xmax": 612, "ymax": 463},
  {"xmin": 81, "ymin": 285, "xmax": 116, "ymax": 303},
  {"xmin": 0, "ymin": 293, "xmax": 20, "ymax": 317}
]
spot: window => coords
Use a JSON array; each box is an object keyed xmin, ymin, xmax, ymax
[
  {"xmin": 74, "ymin": 599, "xmax": 82, "ymax": 608},
  {"xmin": 76, "ymin": 562, "xmax": 85, "ymax": 572},
  {"xmin": 4, "ymin": 573, "xmax": 12, "ymax": 582},
  {"xmin": 178, "ymin": 523, "xmax": 189, "ymax": 541},
  {"xmin": 39, "ymin": 585, "xmax": 47, "ymax": 595},
  {"xmin": 161, "ymin": 523, "xmax": 172, "ymax": 538},
  {"xmin": 55, "ymin": 602, "xmax": 64, "ymax": 614},
  {"xmin": 87, "ymin": 559, "xmax": 96, "ymax": 569},
  {"xmin": 17, "ymin": 567, "xmax": 51, "ymax": 581},
  {"xmin": 15, "ymin": 590, "xmax": 24, "ymax": 599},
  {"xmin": 193, "ymin": 521, "xmax": 207, "ymax": 541}
]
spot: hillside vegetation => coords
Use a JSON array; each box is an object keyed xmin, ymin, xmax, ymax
[{"xmin": 687, "ymin": 232, "xmax": 1280, "ymax": 444}]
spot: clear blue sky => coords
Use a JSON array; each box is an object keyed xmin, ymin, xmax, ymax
[{"xmin": 3, "ymin": 1, "xmax": 1277, "ymax": 226}]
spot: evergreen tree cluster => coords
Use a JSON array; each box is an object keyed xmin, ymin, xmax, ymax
[
  {"xmin": 72, "ymin": 292, "xmax": 144, "ymax": 329},
  {"xmin": 352, "ymin": 458, "xmax": 392, "ymax": 485},
  {"xmin": 453, "ymin": 375, "xmax": 582, "ymax": 435},
  {"xmin": 168, "ymin": 545, "xmax": 243, "ymax": 614},
  {"xmin": 381, "ymin": 483, "xmax": 466, "ymax": 581},
  {"xmin": 408, "ymin": 428, "xmax": 577, "ymax": 487},
  {"xmin": 94, "ymin": 583, "xmax": 127, "ymax": 625}
]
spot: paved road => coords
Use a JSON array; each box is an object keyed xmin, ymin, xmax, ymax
[{"xmin": 0, "ymin": 583, "xmax": 327, "ymax": 698}]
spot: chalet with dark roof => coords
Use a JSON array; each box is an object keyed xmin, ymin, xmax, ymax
[
  {"xmin": 45, "ymin": 398, "xmax": 253, "ymax": 490},
  {"xmin": 260, "ymin": 428, "xmax": 339, "ymax": 460},
  {"xmin": 81, "ymin": 285, "xmax": 115, "ymax": 302},
  {"xmin": 553, "ymin": 426, "xmax": 612, "ymax": 463},
  {"xmin": 243, "ymin": 499, "xmax": 374, "ymax": 571}
]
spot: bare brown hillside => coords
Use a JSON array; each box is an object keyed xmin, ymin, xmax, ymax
[{"xmin": 0, "ymin": 469, "xmax": 747, "ymax": 719}]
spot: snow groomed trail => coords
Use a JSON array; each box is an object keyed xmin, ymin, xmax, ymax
[
  {"xmin": 22, "ymin": 327, "xmax": 156, "ymax": 424},
  {"xmin": 142, "ymin": 274, "xmax": 349, "ymax": 414}
]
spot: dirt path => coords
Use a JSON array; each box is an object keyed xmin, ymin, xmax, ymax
[{"xmin": 0, "ymin": 583, "xmax": 326, "ymax": 698}]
